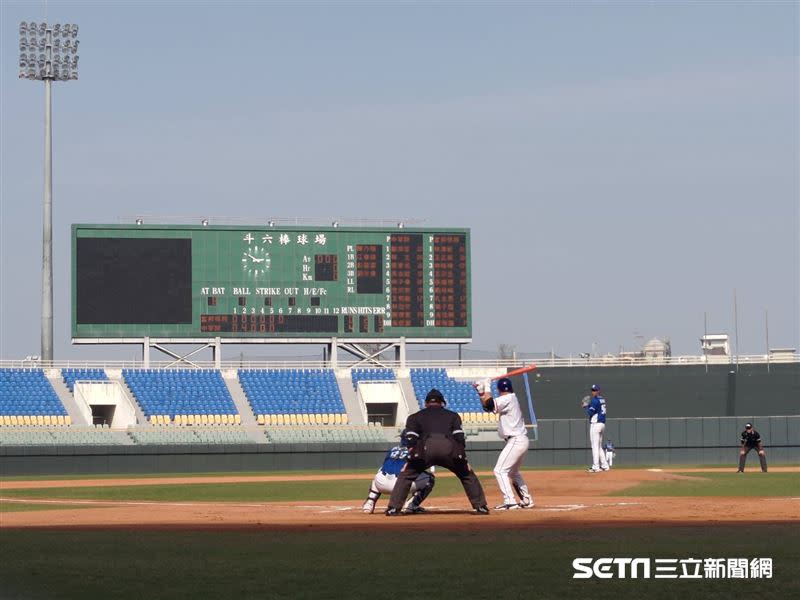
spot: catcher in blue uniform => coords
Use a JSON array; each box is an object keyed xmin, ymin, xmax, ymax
[{"xmin": 362, "ymin": 431, "xmax": 435, "ymax": 514}]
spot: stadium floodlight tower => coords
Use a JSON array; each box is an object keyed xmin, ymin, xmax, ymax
[{"xmin": 19, "ymin": 21, "xmax": 80, "ymax": 363}]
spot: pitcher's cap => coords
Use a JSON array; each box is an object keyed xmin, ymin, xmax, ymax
[{"xmin": 591, "ymin": 384, "xmax": 600, "ymax": 392}]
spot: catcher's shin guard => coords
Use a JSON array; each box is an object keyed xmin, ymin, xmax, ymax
[
  {"xmin": 409, "ymin": 473, "xmax": 435, "ymax": 508},
  {"xmin": 759, "ymin": 452, "xmax": 768, "ymax": 473},
  {"xmin": 366, "ymin": 488, "xmax": 381, "ymax": 503}
]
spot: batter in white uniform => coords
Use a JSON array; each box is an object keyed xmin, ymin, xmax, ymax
[{"xmin": 476, "ymin": 377, "xmax": 534, "ymax": 510}]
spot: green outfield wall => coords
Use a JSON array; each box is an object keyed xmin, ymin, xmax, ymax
[{"xmin": 510, "ymin": 363, "xmax": 800, "ymax": 420}]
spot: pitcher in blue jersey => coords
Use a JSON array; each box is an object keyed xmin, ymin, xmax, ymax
[
  {"xmin": 362, "ymin": 431, "xmax": 435, "ymax": 514},
  {"xmin": 584, "ymin": 384, "xmax": 609, "ymax": 472}
]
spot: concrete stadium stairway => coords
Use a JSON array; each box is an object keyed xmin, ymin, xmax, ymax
[
  {"xmin": 222, "ymin": 371, "xmax": 263, "ymax": 443},
  {"xmin": 46, "ymin": 369, "xmax": 90, "ymax": 425},
  {"xmin": 396, "ymin": 375, "xmax": 421, "ymax": 416},
  {"xmin": 105, "ymin": 370, "xmax": 148, "ymax": 426},
  {"xmin": 336, "ymin": 374, "xmax": 366, "ymax": 425}
]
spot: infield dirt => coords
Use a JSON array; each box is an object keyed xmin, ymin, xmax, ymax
[{"xmin": 2, "ymin": 467, "xmax": 797, "ymax": 530}]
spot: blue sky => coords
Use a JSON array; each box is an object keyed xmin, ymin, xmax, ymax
[{"xmin": 1, "ymin": 1, "xmax": 798, "ymax": 360}]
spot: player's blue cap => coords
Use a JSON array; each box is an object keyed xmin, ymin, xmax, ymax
[
  {"xmin": 591, "ymin": 384, "xmax": 600, "ymax": 391},
  {"xmin": 497, "ymin": 378, "xmax": 513, "ymax": 393}
]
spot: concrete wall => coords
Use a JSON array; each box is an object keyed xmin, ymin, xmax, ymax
[{"xmin": 2, "ymin": 415, "xmax": 797, "ymax": 476}]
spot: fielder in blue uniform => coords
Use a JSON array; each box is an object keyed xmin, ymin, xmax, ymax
[
  {"xmin": 583, "ymin": 384, "xmax": 609, "ymax": 472},
  {"xmin": 603, "ymin": 440, "xmax": 615, "ymax": 468},
  {"xmin": 362, "ymin": 432, "xmax": 435, "ymax": 514}
]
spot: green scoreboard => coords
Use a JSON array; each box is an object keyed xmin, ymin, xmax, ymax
[{"xmin": 72, "ymin": 224, "xmax": 471, "ymax": 341}]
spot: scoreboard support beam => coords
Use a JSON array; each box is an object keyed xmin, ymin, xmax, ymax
[
  {"xmin": 73, "ymin": 336, "xmax": 470, "ymax": 369},
  {"xmin": 337, "ymin": 341, "xmax": 396, "ymax": 369},
  {"xmin": 141, "ymin": 337, "xmax": 222, "ymax": 369},
  {"xmin": 399, "ymin": 337, "xmax": 406, "ymax": 368},
  {"xmin": 328, "ymin": 338, "xmax": 338, "ymax": 369}
]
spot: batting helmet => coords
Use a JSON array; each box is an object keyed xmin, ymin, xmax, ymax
[
  {"xmin": 497, "ymin": 378, "xmax": 513, "ymax": 393},
  {"xmin": 425, "ymin": 388, "xmax": 446, "ymax": 405}
]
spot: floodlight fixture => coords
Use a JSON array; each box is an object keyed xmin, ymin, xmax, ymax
[
  {"xmin": 19, "ymin": 21, "xmax": 79, "ymax": 81},
  {"xmin": 19, "ymin": 20, "xmax": 81, "ymax": 362}
]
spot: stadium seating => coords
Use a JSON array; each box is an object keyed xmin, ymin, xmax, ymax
[
  {"xmin": 239, "ymin": 369, "xmax": 347, "ymax": 425},
  {"xmin": 351, "ymin": 368, "xmax": 396, "ymax": 390},
  {"xmin": 0, "ymin": 368, "xmax": 68, "ymax": 425},
  {"xmin": 0, "ymin": 426, "xmax": 127, "ymax": 445},
  {"xmin": 263, "ymin": 424, "xmax": 387, "ymax": 444},
  {"xmin": 410, "ymin": 368, "xmax": 497, "ymax": 423},
  {"xmin": 122, "ymin": 369, "xmax": 238, "ymax": 424},
  {"xmin": 62, "ymin": 368, "xmax": 109, "ymax": 392}
]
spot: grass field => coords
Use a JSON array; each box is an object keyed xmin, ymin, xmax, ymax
[
  {"xmin": 0, "ymin": 502, "xmax": 90, "ymax": 513},
  {"xmin": 2, "ymin": 471, "xmax": 797, "ymax": 503},
  {"xmin": 1, "ymin": 526, "xmax": 798, "ymax": 600},
  {"xmin": 0, "ymin": 476, "xmax": 475, "ymax": 502},
  {"xmin": 613, "ymin": 472, "xmax": 800, "ymax": 497},
  {"xmin": 2, "ymin": 468, "xmax": 797, "ymax": 599}
]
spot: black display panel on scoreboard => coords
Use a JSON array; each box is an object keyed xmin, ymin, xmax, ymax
[{"xmin": 76, "ymin": 238, "xmax": 192, "ymax": 324}]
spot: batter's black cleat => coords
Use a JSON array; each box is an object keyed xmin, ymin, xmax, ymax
[
  {"xmin": 474, "ymin": 506, "xmax": 490, "ymax": 515},
  {"xmin": 384, "ymin": 507, "xmax": 401, "ymax": 516}
]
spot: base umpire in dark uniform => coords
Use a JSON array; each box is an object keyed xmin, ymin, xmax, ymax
[
  {"xmin": 738, "ymin": 422, "xmax": 768, "ymax": 473},
  {"xmin": 386, "ymin": 388, "xmax": 489, "ymax": 515}
]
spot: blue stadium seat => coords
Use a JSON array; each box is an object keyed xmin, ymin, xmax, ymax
[
  {"xmin": 62, "ymin": 368, "xmax": 108, "ymax": 393},
  {"xmin": 238, "ymin": 369, "xmax": 346, "ymax": 417},
  {"xmin": 351, "ymin": 368, "xmax": 396, "ymax": 390},
  {"xmin": 0, "ymin": 369, "xmax": 67, "ymax": 417},
  {"xmin": 410, "ymin": 368, "xmax": 483, "ymax": 414},
  {"xmin": 121, "ymin": 369, "xmax": 237, "ymax": 420}
]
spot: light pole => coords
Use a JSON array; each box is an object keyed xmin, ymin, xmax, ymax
[{"xmin": 19, "ymin": 21, "xmax": 80, "ymax": 363}]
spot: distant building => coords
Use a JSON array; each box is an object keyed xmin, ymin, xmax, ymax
[
  {"xmin": 643, "ymin": 338, "xmax": 671, "ymax": 358},
  {"xmin": 701, "ymin": 334, "xmax": 729, "ymax": 357}
]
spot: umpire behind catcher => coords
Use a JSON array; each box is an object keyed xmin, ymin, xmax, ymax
[
  {"xmin": 738, "ymin": 422, "xmax": 768, "ymax": 473},
  {"xmin": 385, "ymin": 388, "xmax": 489, "ymax": 515}
]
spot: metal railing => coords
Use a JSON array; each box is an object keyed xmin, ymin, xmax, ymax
[{"xmin": 0, "ymin": 354, "xmax": 796, "ymax": 371}]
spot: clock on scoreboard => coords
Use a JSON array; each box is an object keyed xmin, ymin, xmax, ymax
[{"xmin": 72, "ymin": 224, "xmax": 471, "ymax": 340}]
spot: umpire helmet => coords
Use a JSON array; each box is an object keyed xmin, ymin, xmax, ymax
[
  {"xmin": 425, "ymin": 388, "xmax": 446, "ymax": 405},
  {"xmin": 497, "ymin": 378, "xmax": 513, "ymax": 393}
]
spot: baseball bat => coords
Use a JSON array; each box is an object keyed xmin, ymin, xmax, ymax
[{"xmin": 491, "ymin": 364, "xmax": 537, "ymax": 380}]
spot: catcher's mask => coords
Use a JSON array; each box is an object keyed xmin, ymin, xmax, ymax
[{"xmin": 399, "ymin": 428, "xmax": 410, "ymax": 447}]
